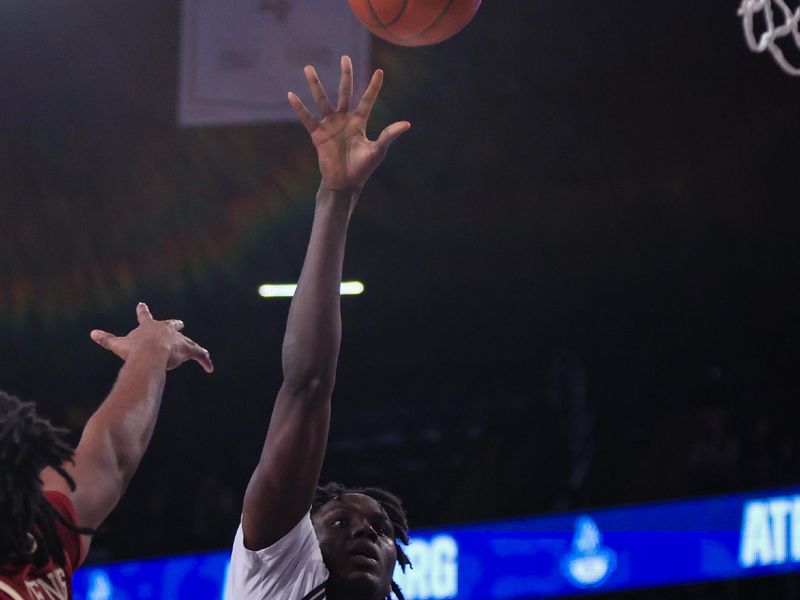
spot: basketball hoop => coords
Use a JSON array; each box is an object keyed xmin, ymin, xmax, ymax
[{"xmin": 738, "ymin": 0, "xmax": 800, "ymax": 75}]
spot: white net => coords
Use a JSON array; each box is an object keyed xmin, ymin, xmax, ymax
[{"xmin": 738, "ymin": 0, "xmax": 800, "ymax": 75}]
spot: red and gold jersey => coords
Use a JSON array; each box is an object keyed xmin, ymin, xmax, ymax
[{"xmin": 0, "ymin": 492, "xmax": 82, "ymax": 600}]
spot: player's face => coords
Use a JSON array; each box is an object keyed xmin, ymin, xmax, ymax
[{"xmin": 312, "ymin": 493, "xmax": 397, "ymax": 600}]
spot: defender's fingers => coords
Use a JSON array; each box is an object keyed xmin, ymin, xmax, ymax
[
  {"xmin": 166, "ymin": 319, "xmax": 185, "ymax": 331},
  {"xmin": 336, "ymin": 55, "xmax": 354, "ymax": 113},
  {"xmin": 376, "ymin": 120, "xmax": 411, "ymax": 150},
  {"xmin": 185, "ymin": 339, "xmax": 214, "ymax": 373},
  {"xmin": 194, "ymin": 350, "xmax": 214, "ymax": 374},
  {"xmin": 136, "ymin": 302, "xmax": 153, "ymax": 325},
  {"xmin": 354, "ymin": 69, "xmax": 384, "ymax": 120},
  {"xmin": 90, "ymin": 329, "xmax": 120, "ymax": 352},
  {"xmin": 288, "ymin": 92, "xmax": 319, "ymax": 133},
  {"xmin": 304, "ymin": 65, "xmax": 334, "ymax": 116}
]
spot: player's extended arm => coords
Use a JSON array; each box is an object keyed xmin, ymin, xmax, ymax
[
  {"xmin": 42, "ymin": 303, "xmax": 212, "ymax": 555},
  {"xmin": 241, "ymin": 56, "xmax": 409, "ymax": 550}
]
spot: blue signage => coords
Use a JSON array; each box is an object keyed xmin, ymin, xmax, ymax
[{"xmin": 72, "ymin": 487, "xmax": 800, "ymax": 599}]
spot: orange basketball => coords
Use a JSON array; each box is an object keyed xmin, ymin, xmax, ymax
[{"xmin": 347, "ymin": 0, "xmax": 482, "ymax": 47}]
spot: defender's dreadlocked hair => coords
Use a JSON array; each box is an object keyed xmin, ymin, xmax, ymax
[
  {"xmin": 313, "ymin": 482, "xmax": 411, "ymax": 600},
  {"xmin": 0, "ymin": 391, "xmax": 93, "ymax": 568}
]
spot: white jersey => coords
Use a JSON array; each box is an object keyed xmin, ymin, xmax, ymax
[{"xmin": 225, "ymin": 512, "xmax": 329, "ymax": 600}]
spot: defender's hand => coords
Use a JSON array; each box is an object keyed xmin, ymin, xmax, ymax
[{"xmin": 90, "ymin": 303, "xmax": 214, "ymax": 373}]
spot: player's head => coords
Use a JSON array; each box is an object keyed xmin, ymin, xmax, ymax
[
  {"xmin": 312, "ymin": 482, "xmax": 411, "ymax": 600},
  {"xmin": 0, "ymin": 391, "xmax": 79, "ymax": 567}
]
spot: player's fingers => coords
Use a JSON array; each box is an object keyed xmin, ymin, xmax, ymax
[
  {"xmin": 304, "ymin": 65, "xmax": 334, "ymax": 116},
  {"xmin": 336, "ymin": 55, "xmax": 354, "ymax": 113},
  {"xmin": 376, "ymin": 120, "xmax": 411, "ymax": 151},
  {"xmin": 288, "ymin": 92, "xmax": 320, "ymax": 133},
  {"xmin": 166, "ymin": 319, "xmax": 185, "ymax": 331},
  {"xmin": 354, "ymin": 69, "xmax": 383, "ymax": 120},
  {"xmin": 90, "ymin": 330, "xmax": 122, "ymax": 354},
  {"xmin": 136, "ymin": 302, "xmax": 153, "ymax": 325},
  {"xmin": 183, "ymin": 338, "xmax": 214, "ymax": 373},
  {"xmin": 194, "ymin": 348, "xmax": 214, "ymax": 374}
]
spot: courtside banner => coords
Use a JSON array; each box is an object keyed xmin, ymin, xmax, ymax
[
  {"xmin": 73, "ymin": 486, "xmax": 800, "ymax": 599},
  {"xmin": 177, "ymin": 0, "xmax": 370, "ymax": 126}
]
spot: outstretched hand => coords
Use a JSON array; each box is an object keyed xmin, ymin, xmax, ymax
[
  {"xmin": 90, "ymin": 303, "xmax": 214, "ymax": 373},
  {"xmin": 288, "ymin": 55, "xmax": 410, "ymax": 193}
]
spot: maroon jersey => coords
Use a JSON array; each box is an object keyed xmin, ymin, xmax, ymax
[{"xmin": 0, "ymin": 492, "xmax": 82, "ymax": 600}]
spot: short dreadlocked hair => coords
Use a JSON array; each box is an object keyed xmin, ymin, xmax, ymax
[
  {"xmin": 0, "ymin": 391, "xmax": 93, "ymax": 568},
  {"xmin": 313, "ymin": 482, "xmax": 411, "ymax": 600}
]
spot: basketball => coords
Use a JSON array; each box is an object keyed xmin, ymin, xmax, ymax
[{"xmin": 347, "ymin": 0, "xmax": 481, "ymax": 47}]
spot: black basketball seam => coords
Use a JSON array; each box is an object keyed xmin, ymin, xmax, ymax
[
  {"xmin": 365, "ymin": 0, "xmax": 408, "ymax": 28},
  {"xmin": 364, "ymin": 0, "xmax": 409, "ymax": 43},
  {"xmin": 398, "ymin": 0, "xmax": 458, "ymax": 43},
  {"xmin": 387, "ymin": 0, "xmax": 409, "ymax": 26}
]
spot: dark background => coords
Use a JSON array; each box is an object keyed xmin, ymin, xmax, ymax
[{"xmin": 2, "ymin": 1, "xmax": 800, "ymax": 598}]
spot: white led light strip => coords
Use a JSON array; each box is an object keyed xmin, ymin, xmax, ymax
[{"xmin": 258, "ymin": 281, "xmax": 365, "ymax": 298}]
